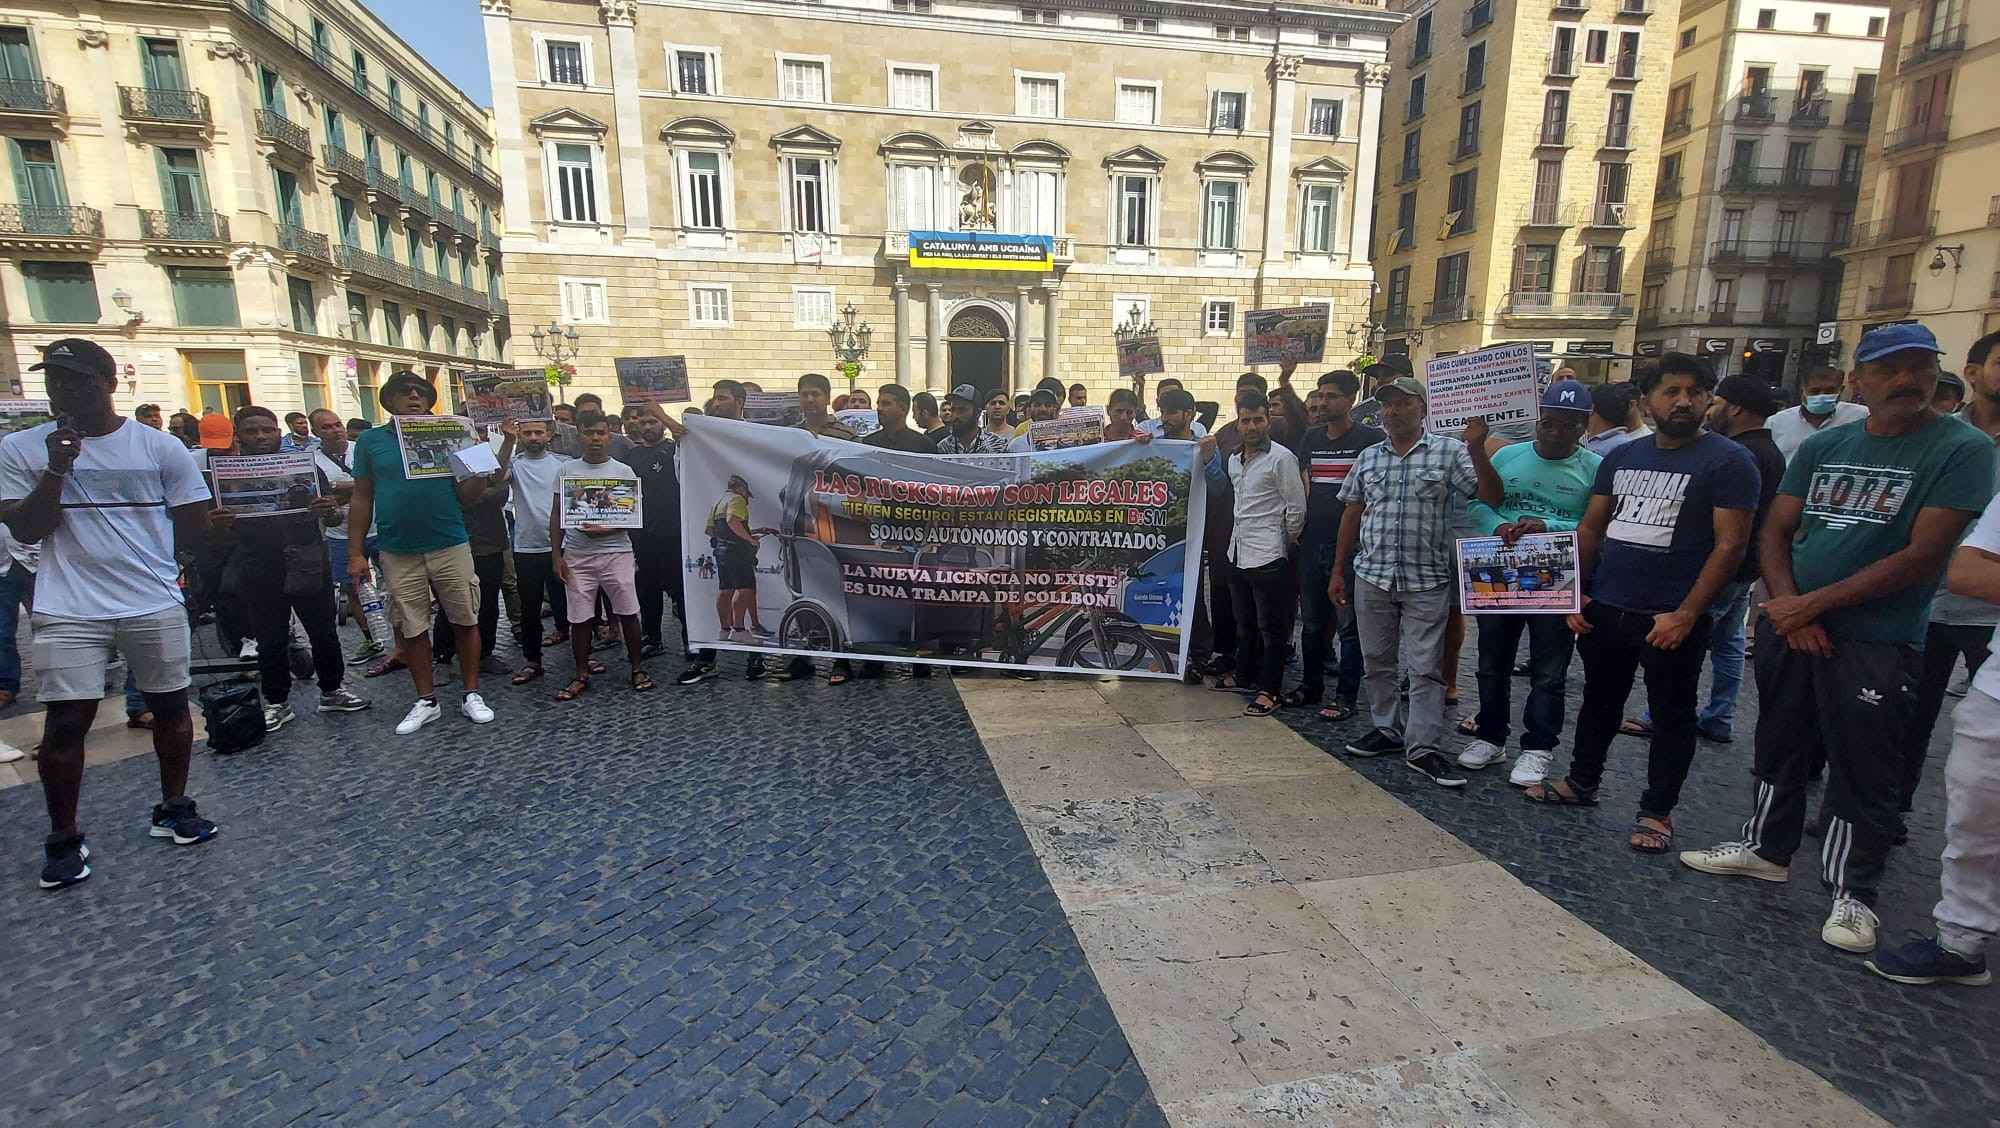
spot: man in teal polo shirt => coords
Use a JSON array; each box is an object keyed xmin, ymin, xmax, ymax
[{"xmin": 347, "ymin": 371, "xmax": 499, "ymax": 735}]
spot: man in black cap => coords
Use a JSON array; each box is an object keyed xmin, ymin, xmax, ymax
[
  {"xmin": 0, "ymin": 338, "xmax": 217, "ymax": 889},
  {"xmin": 1353, "ymin": 354, "xmax": 1413, "ymax": 431},
  {"xmin": 936, "ymin": 384, "xmax": 1010, "ymax": 454},
  {"xmin": 346, "ymin": 370, "xmax": 499, "ymax": 736}
]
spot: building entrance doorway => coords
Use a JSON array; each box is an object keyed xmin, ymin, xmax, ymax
[{"xmin": 946, "ymin": 305, "xmax": 1008, "ymax": 399}]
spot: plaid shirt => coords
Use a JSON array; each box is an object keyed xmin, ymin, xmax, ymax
[
  {"xmin": 935, "ymin": 429, "xmax": 1011, "ymax": 454},
  {"xmin": 1338, "ymin": 434, "xmax": 1479, "ymax": 591}
]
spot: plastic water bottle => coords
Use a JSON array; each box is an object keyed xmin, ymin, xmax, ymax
[{"xmin": 358, "ymin": 577, "xmax": 395, "ymax": 645}]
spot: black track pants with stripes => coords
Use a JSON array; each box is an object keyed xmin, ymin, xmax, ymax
[{"xmin": 1742, "ymin": 619, "xmax": 1919, "ymax": 905}]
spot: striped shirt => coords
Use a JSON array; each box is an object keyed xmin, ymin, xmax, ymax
[{"xmin": 1338, "ymin": 433, "xmax": 1479, "ymax": 591}]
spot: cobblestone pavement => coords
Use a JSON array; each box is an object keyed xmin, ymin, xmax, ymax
[
  {"xmin": 0, "ymin": 653, "xmax": 1164, "ymax": 1126},
  {"xmin": 1276, "ymin": 637, "xmax": 2000, "ymax": 1128}
]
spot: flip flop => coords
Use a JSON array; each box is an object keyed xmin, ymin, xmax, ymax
[
  {"xmin": 1278, "ymin": 688, "xmax": 1315, "ymax": 709},
  {"xmin": 1619, "ymin": 717, "xmax": 1653, "ymax": 738},
  {"xmin": 363, "ymin": 658, "xmax": 408, "ymax": 679},
  {"xmin": 1523, "ymin": 778, "xmax": 1599, "ymax": 806},
  {"xmin": 1244, "ymin": 693, "xmax": 1279, "ymax": 717},
  {"xmin": 1319, "ymin": 700, "xmax": 1356, "ymax": 722},
  {"xmin": 631, "ymin": 670, "xmax": 655, "ymax": 693},
  {"xmin": 512, "ymin": 663, "xmax": 543, "ymax": 686}
]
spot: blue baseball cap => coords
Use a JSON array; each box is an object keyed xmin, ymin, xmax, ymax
[
  {"xmin": 1541, "ymin": 379, "xmax": 1593, "ymax": 413},
  {"xmin": 1854, "ymin": 322, "xmax": 1944, "ymax": 365}
]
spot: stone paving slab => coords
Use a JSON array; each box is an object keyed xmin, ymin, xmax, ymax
[{"xmin": 0, "ymin": 660, "xmax": 1165, "ymax": 1126}]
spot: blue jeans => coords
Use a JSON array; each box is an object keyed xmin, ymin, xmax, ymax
[
  {"xmin": 0, "ymin": 561, "xmax": 31, "ymax": 694},
  {"xmin": 1296, "ymin": 541, "xmax": 1362, "ymax": 702},
  {"xmin": 1639, "ymin": 580, "xmax": 1752, "ymax": 735},
  {"xmin": 1473, "ymin": 612, "xmax": 1575, "ymax": 750}
]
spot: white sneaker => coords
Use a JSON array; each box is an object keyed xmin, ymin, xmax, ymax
[
  {"xmin": 0, "ymin": 741, "xmax": 25, "ymax": 764},
  {"xmin": 1509, "ymin": 749, "xmax": 1555, "ymax": 787},
  {"xmin": 1822, "ymin": 896, "xmax": 1879, "ymax": 953},
  {"xmin": 1457, "ymin": 739, "xmax": 1506, "ymax": 770},
  {"xmin": 461, "ymin": 692, "xmax": 495, "ymax": 724},
  {"xmin": 239, "ymin": 639, "xmax": 259, "ymax": 660},
  {"xmin": 395, "ymin": 698, "xmax": 442, "ymax": 735},
  {"xmin": 1679, "ymin": 841, "xmax": 1789, "ymax": 883},
  {"xmin": 262, "ymin": 702, "xmax": 294, "ymax": 733}
]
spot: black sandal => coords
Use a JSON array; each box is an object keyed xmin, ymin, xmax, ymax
[
  {"xmin": 1455, "ymin": 717, "xmax": 1480, "ymax": 736},
  {"xmin": 1524, "ymin": 778, "xmax": 1599, "ymax": 806},
  {"xmin": 512, "ymin": 663, "xmax": 543, "ymax": 686},
  {"xmin": 1319, "ymin": 700, "xmax": 1357, "ymax": 722},
  {"xmin": 631, "ymin": 669, "xmax": 655, "ymax": 693},
  {"xmin": 1244, "ymin": 693, "xmax": 1279, "ymax": 717},
  {"xmin": 555, "ymin": 678, "xmax": 589, "ymax": 701},
  {"xmin": 1278, "ymin": 688, "xmax": 1315, "ymax": 709}
]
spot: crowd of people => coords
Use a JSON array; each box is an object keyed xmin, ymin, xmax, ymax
[{"xmin": 2, "ymin": 325, "xmax": 1996, "ymax": 995}]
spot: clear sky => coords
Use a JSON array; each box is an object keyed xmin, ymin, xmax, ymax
[{"xmin": 365, "ymin": 0, "xmax": 492, "ymax": 106}]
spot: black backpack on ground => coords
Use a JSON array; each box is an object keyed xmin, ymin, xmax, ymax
[{"xmin": 198, "ymin": 679, "xmax": 266, "ymax": 755}]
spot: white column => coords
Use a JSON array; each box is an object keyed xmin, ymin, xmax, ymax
[
  {"xmin": 1014, "ymin": 285, "xmax": 1033, "ymax": 394},
  {"xmin": 1261, "ymin": 56, "xmax": 1302, "ymax": 266},
  {"xmin": 479, "ymin": 1, "xmax": 532, "ymax": 235},
  {"xmin": 601, "ymin": 2, "xmax": 652, "ymax": 243},
  {"xmin": 925, "ymin": 283, "xmax": 945, "ymax": 394},
  {"xmin": 1041, "ymin": 282, "xmax": 1060, "ymax": 388},
  {"xmin": 893, "ymin": 279, "xmax": 912, "ymax": 387},
  {"xmin": 1349, "ymin": 62, "xmax": 1390, "ymax": 264}
]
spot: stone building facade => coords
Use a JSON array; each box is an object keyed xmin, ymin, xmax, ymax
[
  {"xmin": 1638, "ymin": 0, "xmax": 1885, "ymax": 387},
  {"xmin": 0, "ymin": 0, "xmax": 506, "ymax": 421},
  {"xmin": 485, "ymin": 0, "xmax": 1398, "ymax": 408},
  {"xmin": 1372, "ymin": 0, "xmax": 1678, "ymax": 382}
]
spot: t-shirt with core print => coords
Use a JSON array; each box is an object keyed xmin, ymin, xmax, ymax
[
  {"xmin": 1782, "ymin": 412, "xmax": 1996, "ymax": 645},
  {"xmin": 1587, "ymin": 431, "xmax": 1760, "ymax": 615}
]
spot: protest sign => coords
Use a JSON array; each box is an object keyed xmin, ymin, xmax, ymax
[
  {"xmin": 209, "ymin": 451, "xmax": 320, "ymax": 517},
  {"xmin": 560, "ymin": 474, "xmax": 643, "ymax": 529},
  {"xmin": 1457, "ymin": 531, "xmax": 1581, "ymax": 614},
  {"xmin": 394, "ymin": 415, "xmax": 477, "ymax": 478},
  {"xmin": 458, "ymin": 368, "xmax": 553, "ymax": 426},
  {"xmin": 1425, "ymin": 342, "xmax": 1540, "ymax": 435},
  {"xmin": 1117, "ymin": 336, "xmax": 1164, "ymax": 379},
  {"xmin": 615, "ymin": 356, "xmax": 691, "ymax": 405},
  {"xmin": 0, "ymin": 398, "xmax": 53, "ymax": 437},
  {"xmin": 1243, "ymin": 305, "xmax": 1329, "ymax": 365},
  {"xmin": 742, "ymin": 391, "xmax": 801, "ymax": 427},
  {"xmin": 1031, "ymin": 409, "xmax": 1104, "ymax": 451},
  {"xmin": 677, "ymin": 415, "xmax": 1208, "ymax": 679}
]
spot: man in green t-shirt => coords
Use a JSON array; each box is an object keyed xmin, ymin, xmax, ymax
[
  {"xmin": 347, "ymin": 371, "xmax": 501, "ymax": 736},
  {"xmin": 1683, "ymin": 323, "xmax": 1998, "ymax": 957}
]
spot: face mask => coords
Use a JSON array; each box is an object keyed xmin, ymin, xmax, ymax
[{"xmin": 1804, "ymin": 394, "xmax": 1840, "ymax": 415}]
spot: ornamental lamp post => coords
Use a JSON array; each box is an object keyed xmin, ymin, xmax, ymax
[
  {"xmin": 1114, "ymin": 302, "xmax": 1155, "ymax": 343},
  {"xmin": 827, "ymin": 302, "xmax": 873, "ymax": 391},
  {"xmin": 528, "ymin": 320, "xmax": 582, "ymax": 387}
]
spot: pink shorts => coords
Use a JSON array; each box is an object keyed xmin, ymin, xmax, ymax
[{"xmin": 563, "ymin": 550, "xmax": 639, "ymax": 621}]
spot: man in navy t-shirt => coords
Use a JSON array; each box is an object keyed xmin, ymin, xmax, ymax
[
  {"xmin": 1291, "ymin": 369, "xmax": 1384, "ymax": 718},
  {"xmin": 1526, "ymin": 354, "xmax": 1759, "ymax": 856}
]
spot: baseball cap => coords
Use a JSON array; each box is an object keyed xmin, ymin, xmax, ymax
[
  {"xmin": 1715, "ymin": 374, "xmax": 1779, "ymax": 418},
  {"xmin": 197, "ymin": 414, "xmax": 234, "ymax": 451},
  {"xmin": 1030, "ymin": 388, "xmax": 1060, "ymax": 407},
  {"xmin": 1936, "ymin": 371, "xmax": 1967, "ymax": 394},
  {"xmin": 1854, "ymin": 322, "xmax": 1944, "ymax": 365},
  {"xmin": 1364, "ymin": 354, "xmax": 1414, "ymax": 377},
  {"xmin": 1159, "ymin": 387, "xmax": 1197, "ymax": 414},
  {"xmin": 378, "ymin": 370, "xmax": 438, "ymax": 411},
  {"xmin": 31, "ymin": 338, "xmax": 115, "ymax": 381},
  {"xmin": 944, "ymin": 383, "xmax": 980, "ymax": 406},
  {"xmin": 1540, "ymin": 379, "xmax": 1593, "ymax": 413},
  {"xmin": 1376, "ymin": 376, "xmax": 1426, "ymax": 401}
]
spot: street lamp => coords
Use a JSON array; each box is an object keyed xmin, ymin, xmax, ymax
[
  {"xmin": 1113, "ymin": 302, "xmax": 1154, "ymax": 341},
  {"xmin": 826, "ymin": 302, "xmax": 872, "ymax": 390},
  {"xmin": 1929, "ymin": 244, "xmax": 1966, "ymax": 276}
]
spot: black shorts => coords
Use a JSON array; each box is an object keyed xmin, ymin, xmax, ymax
[{"xmin": 716, "ymin": 542, "xmax": 757, "ymax": 591}]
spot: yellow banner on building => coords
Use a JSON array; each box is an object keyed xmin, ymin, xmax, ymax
[{"xmin": 908, "ymin": 230, "xmax": 1055, "ymax": 272}]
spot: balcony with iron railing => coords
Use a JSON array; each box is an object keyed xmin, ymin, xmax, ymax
[
  {"xmin": 1720, "ymin": 166, "xmax": 1857, "ymax": 195},
  {"xmin": 1709, "ymin": 240, "xmax": 1829, "ymax": 267},
  {"xmin": 256, "ymin": 110, "xmax": 312, "ymax": 162},
  {"xmin": 1989, "ymin": 196, "xmax": 2000, "ymax": 228},
  {"xmin": 1901, "ymin": 20, "xmax": 1967, "ymax": 69},
  {"xmin": 1424, "ymin": 295, "xmax": 1477, "ymax": 324},
  {"xmin": 117, "ymin": 86, "xmax": 210, "ymax": 127},
  {"xmin": 1866, "ymin": 282, "xmax": 1915, "ymax": 312},
  {"xmin": 1735, "ymin": 93, "xmax": 1776, "ymax": 123},
  {"xmin": 1536, "ymin": 120, "xmax": 1574, "ymax": 148},
  {"xmin": 1382, "ymin": 308, "xmax": 1413, "ymax": 332},
  {"xmin": 1644, "ymin": 246, "xmax": 1674, "ymax": 276},
  {"xmin": 1450, "ymin": 136, "xmax": 1480, "ymax": 163},
  {"xmin": 1585, "ymin": 201, "xmax": 1635, "ymax": 228},
  {"xmin": 1848, "ymin": 211, "xmax": 1939, "ymax": 248},
  {"xmin": 323, "ymin": 144, "xmax": 368, "ymax": 185},
  {"xmin": 0, "ymin": 203, "xmax": 102, "ymax": 243},
  {"xmin": 0, "ymin": 77, "xmax": 65, "ymax": 119},
  {"xmin": 1791, "ymin": 98, "xmax": 1830, "ymax": 127},
  {"xmin": 1883, "ymin": 117, "xmax": 1950, "ymax": 154},
  {"xmin": 230, "ymin": 0, "xmax": 500, "ymax": 192},
  {"xmin": 1498, "ymin": 291, "xmax": 1635, "ymax": 320},
  {"xmin": 1664, "ymin": 107, "xmax": 1692, "ymax": 137},
  {"xmin": 1611, "ymin": 51, "xmax": 1641, "ymax": 81},
  {"xmin": 335, "ymin": 243, "xmax": 413, "ymax": 289},
  {"xmin": 1518, "ymin": 201, "xmax": 1579, "ymax": 228},
  {"xmin": 1547, "ymin": 50, "xmax": 1577, "ymax": 79},
  {"xmin": 1843, "ymin": 101, "xmax": 1874, "ymax": 131},
  {"xmin": 1615, "ymin": 0, "xmax": 1652, "ymax": 17},
  {"xmin": 277, "ymin": 223, "xmax": 331, "ymax": 264},
  {"xmin": 1603, "ymin": 122, "xmax": 1634, "ymax": 150},
  {"xmin": 1408, "ymin": 38, "xmax": 1431, "ymax": 67},
  {"xmin": 399, "ymin": 184, "xmax": 433, "ymax": 221},
  {"xmin": 1990, "ymin": 271, "xmax": 2000, "ymax": 302},
  {"xmin": 1552, "ymin": 0, "xmax": 1586, "ymax": 13},
  {"xmin": 437, "ymin": 209, "xmax": 478, "ymax": 241},
  {"xmin": 1707, "ymin": 303, "xmax": 1739, "ymax": 325},
  {"xmin": 1394, "ymin": 159, "xmax": 1421, "ymax": 186},
  {"xmin": 1654, "ymin": 178, "xmax": 1682, "ymax": 204},
  {"xmin": 138, "ymin": 209, "xmax": 230, "ymax": 244},
  {"xmin": 364, "ymin": 163, "xmax": 402, "ymax": 205},
  {"xmin": 1463, "ymin": 1, "xmax": 1492, "ymax": 35}
]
